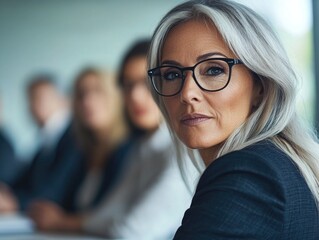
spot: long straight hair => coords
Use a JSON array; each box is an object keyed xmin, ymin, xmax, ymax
[
  {"xmin": 73, "ymin": 67, "xmax": 127, "ymax": 156},
  {"xmin": 148, "ymin": 0, "xmax": 319, "ymax": 203}
]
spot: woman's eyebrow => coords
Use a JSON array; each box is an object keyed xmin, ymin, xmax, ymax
[
  {"xmin": 161, "ymin": 52, "xmax": 228, "ymax": 66},
  {"xmin": 161, "ymin": 60, "xmax": 181, "ymax": 66},
  {"xmin": 196, "ymin": 52, "xmax": 227, "ymax": 61}
]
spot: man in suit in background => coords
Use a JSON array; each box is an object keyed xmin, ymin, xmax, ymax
[
  {"xmin": 0, "ymin": 98, "xmax": 16, "ymax": 184},
  {"xmin": 0, "ymin": 74, "xmax": 82, "ymax": 212},
  {"xmin": 0, "ymin": 129, "xmax": 15, "ymax": 182},
  {"xmin": 0, "ymin": 97, "xmax": 24, "ymax": 203}
]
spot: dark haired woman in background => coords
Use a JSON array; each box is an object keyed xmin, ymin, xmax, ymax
[{"xmin": 81, "ymin": 39, "xmax": 191, "ymax": 239}]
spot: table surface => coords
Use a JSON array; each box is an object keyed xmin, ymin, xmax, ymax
[
  {"xmin": 0, "ymin": 214, "xmax": 104, "ymax": 240},
  {"xmin": 0, "ymin": 233, "xmax": 104, "ymax": 240}
]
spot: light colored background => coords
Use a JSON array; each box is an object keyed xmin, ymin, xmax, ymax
[{"xmin": 0, "ymin": 0, "xmax": 313, "ymax": 159}]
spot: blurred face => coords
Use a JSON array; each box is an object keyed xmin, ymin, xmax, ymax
[
  {"xmin": 29, "ymin": 83, "xmax": 62, "ymax": 127},
  {"xmin": 76, "ymin": 73, "xmax": 114, "ymax": 131},
  {"xmin": 123, "ymin": 56, "xmax": 161, "ymax": 131},
  {"xmin": 161, "ymin": 20, "xmax": 261, "ymax": 165}
]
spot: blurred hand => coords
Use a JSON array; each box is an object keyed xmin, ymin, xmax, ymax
[
  {"xmin": 28, "ymin": 200, "xmax": 82, "ymax": 232},
  {"xmin": 28, "ymin": 200, "xmax": 65, "ymax": 231},
  {"xmin": 0, "ymin": 182, "xmax": 18, "ymax": 213}
]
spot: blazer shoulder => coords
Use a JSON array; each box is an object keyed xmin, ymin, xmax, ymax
[
  {"xmin": 175, "ymin": 141, "xmax": 287, "ymax": 239},
  {"xmin": 200, "ymin": 141, "xmax": 292, "ymax": 187},
  {"xmin": 174, "ymin": 141, "xmax": 319, "ymax": 240}
]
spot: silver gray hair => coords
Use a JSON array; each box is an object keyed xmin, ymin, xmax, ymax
[{"xmin": 148, "ymin": 0, "xmax": 319, "ymax": 203}]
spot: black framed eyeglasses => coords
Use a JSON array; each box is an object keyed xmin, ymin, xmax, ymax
[{"xmin": 148, "ymin": 58, "xmax": 243, "ymax": 97}]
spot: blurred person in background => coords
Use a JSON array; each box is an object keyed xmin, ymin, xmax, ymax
[
  {"xmin": 28, "ymin": 67, "xmax": 130, "ymax": 229},
  {"xmin": 0, "ymin": 129, "xmax": 15, "ymax": 182},
  {"xmin": 81, "ymin": 39, "xmax": 192, "ymax": 239},
  {"xmin": 29, "ymin": 39, "xmax": 192, "ymax": 239},
  {"xmin": 0, "ymin": 128, "xmax": 16, "ymax": 185},
  {"xmin": 0, "ymin": 97, "xmax": 23, "ymax": 213},
  {"xmin": 0, "ymin": 74, "xmax": 81, "ymax": 212},
  {"xmin": 0, "ymin": 97, "xmax": 20, "ymax": 185},
  {"xmin": 59, "ymin": 68, "xmax": 129, "ymax": 212}
]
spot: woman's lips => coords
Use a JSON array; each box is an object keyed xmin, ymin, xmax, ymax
[{"xmin": 180, "ymin": 113, "xmax": 212, "ymax": 126}]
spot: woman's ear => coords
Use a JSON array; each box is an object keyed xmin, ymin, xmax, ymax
[{"xmin": 252, "ymin": 74, "xmax": 264, "ymax": 109}]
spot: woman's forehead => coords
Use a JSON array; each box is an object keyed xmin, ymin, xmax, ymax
[{"xmin": 161, "ymin": 19, "xmax": 234, "ymax": 64}]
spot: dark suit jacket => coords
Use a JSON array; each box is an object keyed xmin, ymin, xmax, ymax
[
  {"xmin": 174, "ymin": 140, "xmax": 319, "ymax": 239},
  {"xmin": 61, "ymin": 138, "xmax": 134, "ymax": 212},
  {"xmin": 0, "ymin": 129, "xmax": 22, "ymax": 184},
  {"xmin": 12, "ymin": 124, "xmax": 83, "ymax": 210}
]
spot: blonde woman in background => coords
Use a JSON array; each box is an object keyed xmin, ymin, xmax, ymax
[{"xmin": 28, "ymin": 67, "xmax": 130, "ymax": 231}]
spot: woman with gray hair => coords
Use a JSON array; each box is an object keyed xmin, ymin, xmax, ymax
[{"xmin": 147, "ymin": 0, "xmax": 319, "ymax": 239}]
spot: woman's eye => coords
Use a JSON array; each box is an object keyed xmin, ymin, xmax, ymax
[
  {"xmin": 205, "ymin": 67, "xmax": 224, "ymax": 76},
  {"xmin": 163, "ymin": 71, "xmax": 181, "ymax": 81}
]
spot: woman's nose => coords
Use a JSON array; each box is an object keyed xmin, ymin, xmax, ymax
[{"xmin": 179, "ymin": 71, "xmax": 203, "ymax": 104}]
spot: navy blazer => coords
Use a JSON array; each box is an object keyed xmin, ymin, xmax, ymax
[
  {"xmin": 62, "ymin": 138, "xmax": 134, "ymax": 212},
  {"xmin": 0, "ymin": 129, "xmax": 22, "ymax": 184},
  {"xmin": 12, "ymin": 124, "xmax": 83, "ymax": 210},
  {"xmin": 174, "ymin": 140, "xmax": 319, "ymax": 239}
]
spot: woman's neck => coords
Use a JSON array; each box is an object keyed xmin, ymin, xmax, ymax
[{"xmin": 199, "ymin": 143, "xmax": 223, "ymax": 167}]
